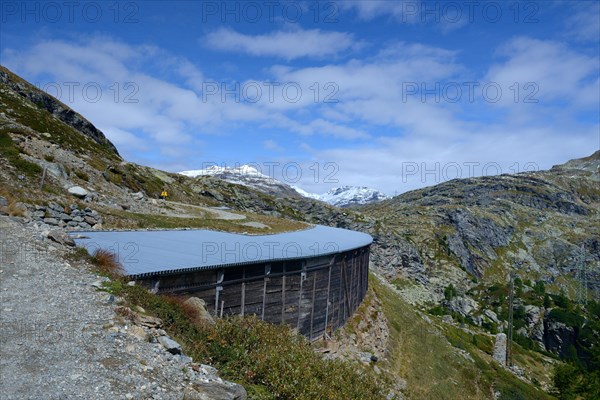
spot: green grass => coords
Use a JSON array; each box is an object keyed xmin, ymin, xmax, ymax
[
  {"xmin": 0, "ymin": 131, "xmax": 43, "ymax": 177},
  {"xmin": 371, "ymin": 276, "xmax": 557, "ymax": 400},
  {"xmin": 99, "ymin": 207, "xmax": 308, "ymax": 234}
]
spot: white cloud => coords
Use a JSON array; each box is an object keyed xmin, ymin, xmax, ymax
[
  {"xmin": 204, "ymin": 27, "xmax": 361, "ymax": 60},
  {"xmin": 263, "ymin": 139, "xmax": 284, "ymax": 152},
  {"xmin": 338, "ymin": 0, "xmax": 412, "ymax": 21},
  {"xmin": 486, "ymin": 37, "xmax": 599, "ymax": 108},
  {"xmin": 297, "ymin": 124, "xmax": 598, "ymax": 196},
  {"xmin": 339, "ymin": 0, "xmax": 469, "ymax": 31},
  {"xmin": 564, "ymin": 2, "xmax": 600, "ymax": 42}
]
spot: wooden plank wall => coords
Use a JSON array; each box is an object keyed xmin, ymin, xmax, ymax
[{"xmin": 136, "ymin": 245, "xmax": 371, "ymax": 339}]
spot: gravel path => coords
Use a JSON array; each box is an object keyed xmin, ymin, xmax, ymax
[{"xmin": 0, "ymin": 216, "xmax": 240, "ymax": 400}]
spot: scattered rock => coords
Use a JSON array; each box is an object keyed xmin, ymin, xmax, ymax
[
  {"xmin": 68, "ymin": 186, "xmax": 89, "ymax": 198},
  {"xmin": 47, "ymin": 230, "xmax": 76, "ymax": 247},
  {"xmin": 91, "ymin": 278, "xmax": 108, "ymax": 289},
  {"xmin": 43, "ymin": 218, "xmax": 59, "ymax": 226},
  {"xmin": 483, "ymin": 309, "xmax": 499, "ymax": 324},
  {"xmin": 158, "ymin": 336, "xmax": 182, "ymax": 355},
  {"xmin": 357, "ymin": 352, "xmax": 375, "ymax": 363},
  {"xmin": 134, "ymin": 314, "xmax": 163, "ymax": 329},
  {"xmin": 127, "ymin": 325, "xmax": 147, "ymax": 341},
  {"xmin": 131, "ymin": 192, "xmax": 145, "ymax": 201},
  {"xmin": 0, "ymin": 196, "xmax": 8, "ymax": 207}
]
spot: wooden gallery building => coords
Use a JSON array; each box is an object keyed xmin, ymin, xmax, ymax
[{"xmin": 73, "ymin": 225, "xmax": 372, "ymax": 339}]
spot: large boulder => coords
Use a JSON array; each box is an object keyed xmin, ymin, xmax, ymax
[
  {"xmin": 46, "ymin": 230, "xmax": 75, "ymax": 247},
  {"xmin": 68, "ymin": 186, "xmax": 89, "ymax": 198},
  {"xmin": 158, "ymin": 336, "xmax": 182, "ymax": 355},
  {"xmin": 184, "ymin": 297, "xmax": 215, "ymax": 325}
]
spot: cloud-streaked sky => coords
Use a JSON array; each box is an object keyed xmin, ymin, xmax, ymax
[{"xmin": 1, "ymin": 1, "xmax": 598, "ymax": 195}]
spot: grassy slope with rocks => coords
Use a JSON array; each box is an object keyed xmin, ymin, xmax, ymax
[{"xmin": 3, "ymin": 65, "xmax": 597, "ymax": 398}]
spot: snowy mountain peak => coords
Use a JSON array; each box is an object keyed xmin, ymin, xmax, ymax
[
  {"xmin": 317, "ymin": 186, "xmax": 388, "ymax": 207},
  {"xmin": 179, "ymin": 164, "xmax": 268, "ymax": 179},
  {"xmin": 179, "ymin": 166, "xmax": 387, "ymax": 207},
  {"xmin": 178, "ymin": 164, "xmax": 299, "ymax": 197}
]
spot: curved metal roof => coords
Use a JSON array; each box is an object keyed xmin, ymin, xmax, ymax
[{"xmin": 71, "ymin": 225, "xmax": 372, "ymax": 277}]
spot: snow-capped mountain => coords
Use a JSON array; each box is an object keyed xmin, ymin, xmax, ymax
[
  {"xmin": 179, "ymin": 165, "xmax": 302, "ymax": 197},
  {"xmin": 314, "ymin": 186, "xmax": 389, "ymax": 207},
  {"xmin": 292, "ymin": 185, "xmax": 388, "ymax": 207},
  {"xmin": 179, "ymin": 166, "xmax": 387, "ymax": 207},
  {"xmin": 290, "ymin": 185, "xmax": 322, "ymax": 200}
]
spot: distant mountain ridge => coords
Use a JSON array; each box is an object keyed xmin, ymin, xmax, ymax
[
  {"xmin": 179, "ymin": 165, "xmax": 302, "ymax": 198},
  {"xmin": 179, "ymin": 165, "xmax": 388, "ymax": 207}
]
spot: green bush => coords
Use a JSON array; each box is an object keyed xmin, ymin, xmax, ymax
[
  {"xmin": 0, "ymin": 131, "xmax": 42, "ymax": 177},
  {"xmin": 547, "ymin": 309, "xmax": 584, "ymax": 330},
  {"xmin": 553, "ymin": 363, "xmax": 580, "ymax": 399},
  {"xmin": 533, "ymin": 281, "xmax": 545, "ymax": 296}
]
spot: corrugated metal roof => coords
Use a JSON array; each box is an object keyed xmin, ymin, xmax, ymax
[{"xmin": 71, "ymin": 225, "xmax": 372, "ymax": 277}]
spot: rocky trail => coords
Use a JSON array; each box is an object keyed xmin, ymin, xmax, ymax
[{"xmin": 0, "ymin": 216, "xmax": 245, "ymax": 400}]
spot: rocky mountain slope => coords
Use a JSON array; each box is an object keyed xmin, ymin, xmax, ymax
[
  {"xmin": 362, "ymin": 152, "xmax": 600, "ymax": 295},
  {"xmin": 0, "ymin": 66, "xmax": 118, "ymax": 155}
]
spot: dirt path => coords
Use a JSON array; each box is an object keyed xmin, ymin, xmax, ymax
[
  {"xmin": 0, "ymin": 216, "xmax": 241, "ymax": 399},
  {"xmin": 164, "ymin": 201, "xmax": 247, "ymax": 221}
]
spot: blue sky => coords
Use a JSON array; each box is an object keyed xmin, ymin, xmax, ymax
[{"xmin": 1, "ymin": 1, "xmax": 598, "ymax": 195}]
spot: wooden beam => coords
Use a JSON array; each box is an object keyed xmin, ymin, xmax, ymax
[
  {"xmin": 297, "ymin": 261, "xmax": 306, "ymax": 330},
  {"xmin": 241, "ymin": 266, "xmax": 246, "ymax": 316},
  {"xmin": 324, "ymin": 262, "xmax": 332, "ymax": 337},
  {"xmin": 343, "ymin": 258, "xmax": 351, "ymax": 319},
  {"xmin": 281, "ymin": 263, "xmax": 286, "ymax": 323},
  {"xmin": 261, "ymin": 263, "xmax": 271, "ymax": 321},
  {"xmin": 309, "ymin": 269, "xmax": 317, "ymax": 340}
]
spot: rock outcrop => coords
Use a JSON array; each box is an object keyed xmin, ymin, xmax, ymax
[{"xmin": 0, "ymin": 66, "xmax": 119, "ymax": 155}]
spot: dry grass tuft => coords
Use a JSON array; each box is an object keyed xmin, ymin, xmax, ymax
[
  {"xmin": 91, "ymin": 248, "xmax": 124, "ymax": 278},
  {"xmin": 0, "ymin": 188, "xmax": 25, "ymax": 217},
  {"xmin": 7, "ymin": 201, "xmax": 26, "ymax": 217}
]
